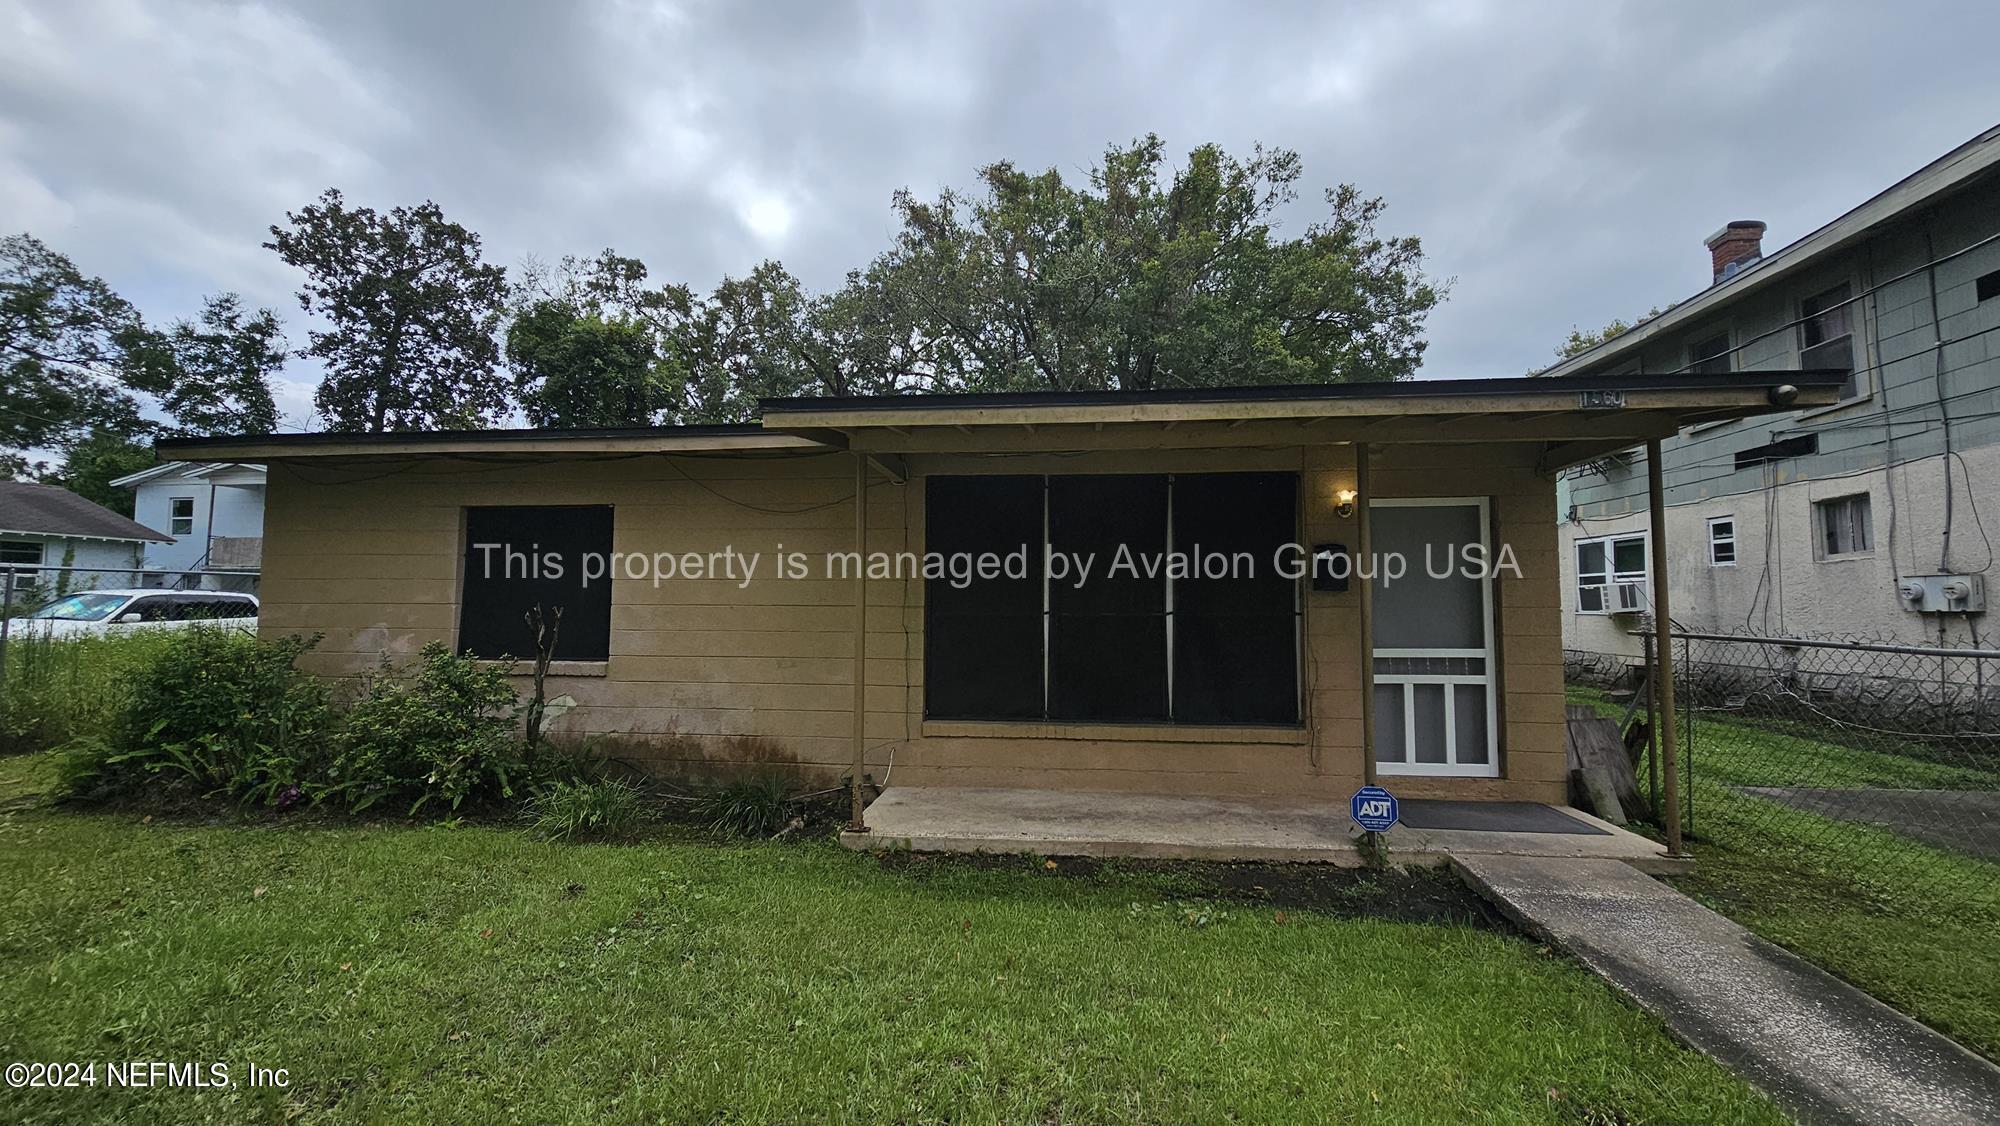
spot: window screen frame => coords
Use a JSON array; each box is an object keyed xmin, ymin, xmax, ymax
[
  {"xmin": 921, "ymin": 471, "xmax": 1303, "ymax": 727},
  {"xmin": 1707, "ymin": 516, "xmax": 1737, "ymax": 566},
  {"xmin": 169, "ymin": 496, "xmax": 196, "ymax": 536},
  {"xmin": 1799, "ymin": 281, "xmax": 1864, "ymax": 402},
  {"xmin": 1574, "ymin": 531, "xmax": 1648, "ymax": 614},
  {"xmin": 456, "ymin": 504, "xmax": 615, "ymax": 663},
  {"xmin": 1813, "ymin": 494, "xmax": 1874, "ymax": 560}
]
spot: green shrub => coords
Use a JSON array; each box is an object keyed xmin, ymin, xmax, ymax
[
  {"xmin": 693, "ymin": 774, "xmax": 796, "ymax": 838},
  {"xmin": 80, "ymin": 630, "xmax": 331, "ymax": 803},
  {"xmin": 0, "ymin": 630, "xmax": 179, "ymax": 756},
  {"xmin": 527, "ymin": 778, "xmax": 648, "ymax": 842},
  {"xmin": 328, "ymin": 643, "xmax": 523, "ymax": 815}
]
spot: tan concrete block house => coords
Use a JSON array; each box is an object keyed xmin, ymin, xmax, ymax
[{"xmin": 158, "ymin": 372, "xmax": 1843, "ymax": 841}]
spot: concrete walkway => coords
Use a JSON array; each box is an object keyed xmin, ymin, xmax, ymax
[{"xmin": 1455, "ymin": 854, "xmax": 2000, "ymax": 1126}]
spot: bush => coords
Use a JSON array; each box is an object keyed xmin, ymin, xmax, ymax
[
  {"xmin": 328, "ymin": 643, "xmax": 523, "ymax": 815},
  {"xmin": 527, "ymin": 778, "xmax": 648, "ymax": 842},
  {"xmin": 75, "ymin": 630, "xmax": 331, "ymax": 804},
  {"xmin": 693, "ymin": 774, "xmax": 796, "ymax": 838},
  {"xmin": 0, "ymin": 630, "xmax": 179, "ymax": 756}
]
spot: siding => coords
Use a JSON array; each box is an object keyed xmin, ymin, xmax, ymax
[{"xmin": 262, "ymin": 440, "xmax": 1567, "ymax": 803}]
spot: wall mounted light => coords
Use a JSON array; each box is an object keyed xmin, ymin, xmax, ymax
[{"xmin": 1334, "ymin": 488, "xmax": 1358, "ymax": 519}]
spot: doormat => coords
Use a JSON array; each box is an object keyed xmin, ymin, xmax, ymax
[{"xmin": 1396, "ymin": 799, "xmax": 1608, "ymax": 835}]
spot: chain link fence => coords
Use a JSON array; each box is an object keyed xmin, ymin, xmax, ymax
[{"xmin": 1569, "ymin": 629, "xmax": 2000, "ymax": 912}]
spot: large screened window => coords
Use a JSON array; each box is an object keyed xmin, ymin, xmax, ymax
[
  {"xmin": 458, "ymin": 506, "xmax": 614, "ymax": 662},
  {"xmin": 924, "ymin": 473, "xmax": 1299, "ymax": 725}
]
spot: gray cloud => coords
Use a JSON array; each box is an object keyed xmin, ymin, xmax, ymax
[{"xmin": 5, "ymin": 0, "xmax": 1998, "ymax": 427}]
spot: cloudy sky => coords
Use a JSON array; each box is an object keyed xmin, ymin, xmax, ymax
[{"xmin": 5, "ymin": 0, "xmax": 1998, "ymax": 428}]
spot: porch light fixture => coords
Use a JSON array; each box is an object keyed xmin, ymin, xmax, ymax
[{"xmin": 1334, "ymin": 488, "xmax": 1358, "ymax": 519}]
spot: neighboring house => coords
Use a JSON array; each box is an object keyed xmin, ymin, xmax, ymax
[
  {"xmin": 156, "ymin": 370, "xmax": 1840, "ymax": 812},
  {"xmin": 1548, "ymin": 122, "xmax": 2000, "ymax": 661},
  {"xmin": 0, "ymin": 480, "xmax": 170, "ymax": 602},
  {"xmin": 110, "ymin": 462, "xmax": 266, "ymax": 592}
]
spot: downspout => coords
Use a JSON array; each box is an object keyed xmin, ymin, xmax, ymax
[
  {"xmin": 1647, "ymin": 438, "xmax": 1684, "ymax": 856},
  {"xmin": 848, "ymin": 451, "xmax": 871, "ymax": 833}
]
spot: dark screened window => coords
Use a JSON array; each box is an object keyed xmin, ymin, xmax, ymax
[
  {"xmin": 923, "ymin": 477, "xmax": 1044, "ymax": 720},
  {"xmin": 459, "ymin": 506, "xmax": 613, "ymax": 662},
  {"xmin": 924, "ymin": 473, "xmax": 1299, "ymax": 725}
]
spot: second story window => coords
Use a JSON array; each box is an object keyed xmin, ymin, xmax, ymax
[
  {"xmin": 1688, "ymin": 332, "xmax": 1732, "ymax": 373},
  {"xmin": 169, "ymin": 496, "xmax": 195, "ymax": 536},
  {"xmin": 1707, "ymin": 517, "xmax": 1737, "ymax": 566},
  {"xmin": 1799, "ymin": 283, "xmax": 1859, "ymax": 401}
]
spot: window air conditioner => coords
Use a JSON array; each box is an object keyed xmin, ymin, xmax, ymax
[{"xmin": 1610, "ymin": 581, "xmax": 1648, "ymax": 614}]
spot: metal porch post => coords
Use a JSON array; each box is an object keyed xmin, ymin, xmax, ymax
[
  {"xmin": 848, "ymin": 451, "xmax": 871, "ymax": 833},
  {"xmin": 1356, "ymin": 444, "xmax": 1377, "ymax": 788},
  {"xmin": 1647, "ymin": 438, "xmax": 1684, "ymax": 855}
]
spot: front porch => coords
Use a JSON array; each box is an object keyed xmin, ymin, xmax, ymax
[{"xmin": 842, "ymin": 785, "xmax": 1685, "ymax": 874}]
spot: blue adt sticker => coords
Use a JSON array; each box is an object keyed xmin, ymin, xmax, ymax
[{"xmin": 1350, "ymin": 785, "xmax": 1399, "ymax": 832}]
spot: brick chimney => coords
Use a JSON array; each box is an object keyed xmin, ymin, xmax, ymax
[{"xmin": 1704, "ymin": 220, "xmax": 1766, "ymax": 284}]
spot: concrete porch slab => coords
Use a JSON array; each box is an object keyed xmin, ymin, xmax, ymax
[{"xmin": 842, "ymin": 785, "xmax": 1684, "ymax": 872}]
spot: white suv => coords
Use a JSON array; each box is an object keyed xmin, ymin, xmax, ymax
[{"xmin": 4, "ymin": 589, "xmax": 259, "ymax": 639}]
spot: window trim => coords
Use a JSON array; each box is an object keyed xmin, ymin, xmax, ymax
[
  {"xmin": 168, "ymin": 495, "xmax": 196, "ymax": 537},
  {"xmin": 1574, "ymin": 531, "xmax": 1648, "ymax": 615},
  {"xmin": 1707, "ymin": 516, "xmax": 1737, "ymax": 567},
  {"xmin": 1813, "ymin": 493, "xmax": 1875, "ymax": 561},
  {"xmin": 1798, "ymin": 279, "xmax": 1868, "ymax": 405}
]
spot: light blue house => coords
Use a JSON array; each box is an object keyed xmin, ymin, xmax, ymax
[{"xmin": 111, "ymin": 462, "xmax": 266, "ymax": 591}]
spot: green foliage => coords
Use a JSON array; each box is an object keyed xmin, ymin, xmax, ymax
[
  {"xmin": 93, "ymin": 630, "xmax": 331, "ymax": 803},
  {"xmin": 527, "ymin": 778, "xmax": 648, "ymax": 842},
  {"xmin": 692, "ymin": 774, "xmax": 796, "ymax": 838},
  {"xmin": 504, "ymin": 297, "xmax": 663, "ymax": 427},
  {"xmin": 266, "ymin": 189, "xmax": 510, "ymax": 433},
  {"xmin": 860, "ymin": 135, "xmax": 1442, "ymax": 393},
  {"xmin": 329, "ymin": 643, "xmax": 523, "ymax": 814},
  {"xmin": 138, "ymin": 293, "xmax": 284, "ymax": 436},
  {"xmin": 35, "ymin": 429, "xmax": 154, "ymax": 516},
  {"xmin": 0, "ymin": 629, "xmax": 178, "ymax": 755},
  {"xmin": 0, "ymin": 233, "xmax": 152, "ymax": 470}
]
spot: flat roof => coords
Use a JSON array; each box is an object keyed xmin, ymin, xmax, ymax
[{"xmin": 156, "ymin": 370, "xmax": 1848, "ymax": 471}]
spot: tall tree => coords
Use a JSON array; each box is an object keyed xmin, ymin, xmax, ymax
[
  {"xmin": 265, "ymin": 189, "xmax": 509, "ymax": 432},
  {"xmin": 129, "ymin": 293, "xmax": 285, "ymax": 436},
  {"xmin": 857, "ymin": 135, "xmax": 1443, "ymax": 393},
  {"xmin": 0, "ymin": 233, "xmax": 155, "ymax": 471},
  {"xmin": 504, "ymin": 297, "xmax": 662, "ymax": 428}
]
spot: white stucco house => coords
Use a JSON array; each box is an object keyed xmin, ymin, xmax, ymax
[
  {"xmin": 1547, "ymin": 122, "xmax": 2000, "ymax": 661},
  {"xmin": 0, "ymin": 481, "xmax": 170, "ymax": 601},
  {"xmin": 110, "ymin": 462, "xmax": 266, "ymax": 591}
]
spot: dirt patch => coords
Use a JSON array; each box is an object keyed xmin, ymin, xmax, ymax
[
  {"xmin": 873, "ymin": 850, "xmax": 1511, "ymax": 929},
  {"xmin": 1737, "ymin": 786, "xmax": 2000, "ymax": 863}
]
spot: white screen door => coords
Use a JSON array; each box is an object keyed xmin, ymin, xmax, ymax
[{"xmin": 1369, "ymin": 498, "xmax": 1498, "ymax": 777}]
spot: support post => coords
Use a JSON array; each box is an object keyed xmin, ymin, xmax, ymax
[
  {"xmin": 848, "ymin": 452, "xmax": 871, "ymax": 833},
  {"xmin": 0, "ymin": 567, "xmax": 15, "ymax": 704},
  {"xmin": 1355, "ymin": 444, "xmax": 1377, "ymax": 788},
  {"xmin": 1647, "ymin": 438, "xmax": 1684, "ymax": 855}
]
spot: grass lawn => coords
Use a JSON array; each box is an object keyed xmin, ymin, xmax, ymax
[
  {"xmin": 0, "ymin": 754, "xmax": 1782, "ymax": 1124},
  {"xmin": 1567, "ymin": 686, "xmax": 2000, "ymax": 1060}
]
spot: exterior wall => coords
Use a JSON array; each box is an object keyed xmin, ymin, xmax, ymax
[
  {"xmin": 1562, "ymin": 173, "xmax": 2000, "ymax": 653},
  {"xmin": 133, "ymin": 474, "xmax": 265, "ymax": 580},
  {"xmin": 0, "ymin": 535, "xmax": 145, "ymax": 596},
  {"xmin": 259, "ymin": 440, "xmax": 1569, "ymax": 804}
]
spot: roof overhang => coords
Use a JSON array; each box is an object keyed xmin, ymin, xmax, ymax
[
  {"xmin": 760, "ymin": 371, "xmax": 1850, "ymax": 469},
  {"xmin": 151, "ymin": 372, "xmax": 1847, "ymax": 475},
  {"xmin": 156, "ymin": 425, "xmax": 830, "ymax": 463}
]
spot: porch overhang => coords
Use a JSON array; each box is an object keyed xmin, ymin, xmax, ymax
[{"xmin": 761, "ymin": 370, "xmax": 1851, "ymax": 469}]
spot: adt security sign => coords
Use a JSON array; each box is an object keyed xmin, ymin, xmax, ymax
[{"xmin": 1350, "ymin": 786, "xmax": 1399, "ymax": 832}]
